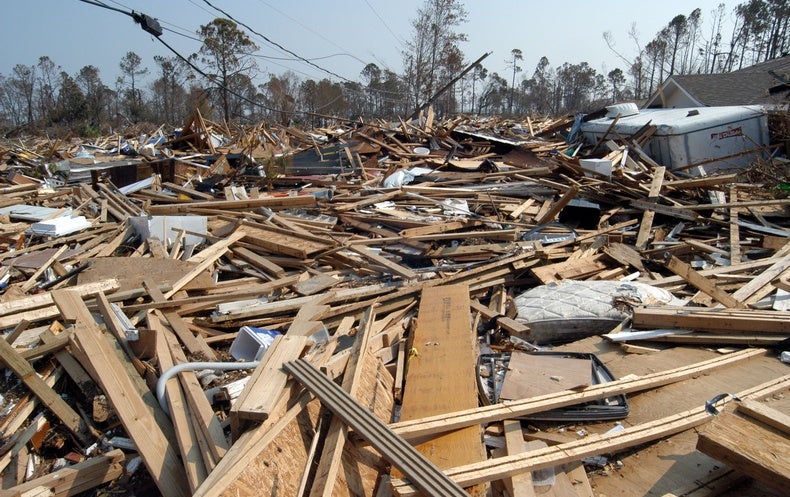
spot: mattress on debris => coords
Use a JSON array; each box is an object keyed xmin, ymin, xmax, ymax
[{"xmin": 514, "ymin": 280, "xmax": 683, "ymax": 344}]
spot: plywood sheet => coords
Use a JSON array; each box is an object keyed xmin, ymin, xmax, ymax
[
  {"xmin": 78, "ymin": 256, "xmax": 215, "ymax": 293},
  {"xmin": 398, "ymin": 283, "xmax": 486, "ymax": 495},
  {"xmin": 500, "ymin": 353, "xmax": 591, "ymax": 400}
]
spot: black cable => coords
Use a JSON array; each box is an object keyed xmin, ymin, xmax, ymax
[
  {"xmin": 200, "ymin": 0, "xmax": 354, "ymax": 83},
  {"xmin": 77, "ymin": 0, "xmax": 131, "ymax": 17},
  {"xmin": 74, "ymin": 0, "xmax": 372, "ymax": 123}
]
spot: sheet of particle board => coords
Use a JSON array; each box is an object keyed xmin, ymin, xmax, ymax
[
  {"xmin": 500, "ymin": 353, "xmax": 591, "ymax": 401},
  {"xmin": 398, "ymin": 283, "xmax": 486, "ymax": 496}
]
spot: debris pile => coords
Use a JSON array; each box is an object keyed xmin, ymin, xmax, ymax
[{"xmin": 0, "ymin": 106, "xmax": 789, "ymax": 497}]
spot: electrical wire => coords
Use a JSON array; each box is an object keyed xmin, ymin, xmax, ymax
[
  {"xmin": 75, "ymin": 0, "xmax": 362, "ymax": 122},
  {"xmin": 200, "ymin": 0, "xmax": 356, "ymax": 83},
  {"xmin": 254, "ymin": 0, "xmax": 368, "ymax": 66},
  {"xmin": 362, "ymin": 0, "xmax": 407, "ymax": 49}
]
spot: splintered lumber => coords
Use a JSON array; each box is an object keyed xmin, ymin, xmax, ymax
[
  {"xmin": 727, "ymin": 242, "xmax": 790, "ymax": 305},
  {"xmin": 346, "ymin": 244, "xmax": 418, "ymax": 279},
  {"xmin": 390, "ymin": 374, "xmax": 790, "ymax": 495},
  {"xmin": 144, "ymin": 280, "xmax": 216, "ymax": 360},
  {"xmin": 231, "ymin": 246, "xmax": 286, "ymax": 278},
  {"xmin": 696, "ymin": 408, "xmax": 790, "ymax": 494},
  {"xmin": 164, "ymin": 230, "xmax": 246, "ymax": 298},
  {"xmin": 155, "ymin": 317, "xmax": 208, "ymax": 492},
  {"xmin": 0, "ymin": 278, "xmax": 120, "ymax": 329},
  {"xmin": 240, "ymin": 222, "xmax": 333, "ymax": 259},
  {"xmin": 635, "ymin": 166, "xmax": 665, "ymax": 250},
  {"xmin": 309, "ymin": 306, "xmax": 374, "ymax": 497},
  {"xmin": 535, "ymin": 185, "xmax": 578, "ymax": 224},
  {"xmin": 0, "ymin": 327, "xmax": 89, "ymax": 444},
  {"xmin": 284, "ymin": 359, "xmax": 468, "ymax": 497},
  {"xmin": 0, "ymin": 449, "xmax": 125, "ymax": 497},
  {"xmin": 52, "ymin": 289, "xmax": 191, "ymax": 497},
  {"xmin": 147, "ymin": 195, "xmax": 317, "ymax": 215},
  {"xmin": 396, "ymin": 283, "xmax": 486, "ymax": 496},
  {"xmin": 230, "ymin": 334, "xmax": 309, "ymax": 429},
  {"xmin": 387, "ymin": 347, "xmax": 765, "ymax": 441},
  {"xmin": 631, "ymin": 307, "xmax": 789, "ymax": 334},
  {"xmin": 662, "ymin": 254, "xmax": 745, "ymax": 308},
  {"xmin": 502, "ymin": 420, "xmax": 534, "ymax": 497},
  {"xmin": 737, "ymin": 398, "xmax": 790, "ymax": 435},
  {"xmin": 155, "ymin": 316, "xmax": 229, "ymax": 470}
]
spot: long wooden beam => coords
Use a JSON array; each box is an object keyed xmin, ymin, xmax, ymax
[
  {"xmin": 0, "ymin": 449, "xmax": 125, "ymax": 497},
  {"xmin": 53, "ymin": 290, "xmax": 191, "ymax": 497},
  {"xmin": 387, "ymin": 347, "xmax": 765, "ymax": 441},
  {"xmin": 284, "ymin": 359, "xmax": 469, "ymax": 497},
  {"xmin": 390, "ymin": 374, "xmax": 790, "ymax": 495}
]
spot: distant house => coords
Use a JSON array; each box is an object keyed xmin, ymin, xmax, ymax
[{"xmin": 644, "ymin": 55, "xmax": 790, "ymax": 109}]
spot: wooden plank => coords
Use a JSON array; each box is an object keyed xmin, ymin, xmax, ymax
[
  {"xmin": 285, "ymin": 359, "xmax": 468, "ymax": 497},
  {"xmin": 161, "ymin": 325, "xmax": 228, "ymax": 460},
  {"xmin": 697, "ymin": 410, "xmax": 790, "ymax": 494},
  {"xmin": 388, "ymin": 347, "xmax": 766, "ymax": 441},
  {"xmin": 309, "ymin": 307, "xmax": 375, "ymax": 497},
  {"xmin": 144, "ymin": 280, "xmax": 217, "ymax": 360},
  {"xmin": 333, "ymin": 191, "xmax": 403, "ymax": 213},
  {"xmin": 39, "ymin": 330, "xmax": 94, "ymax": 391},
  {"xmin": 4, "ymin": 319, "xmax": 30, "ymax": 346},
  {"xmin": 397, "ymin": 283, "xmax": 486, "ymax": 496},
  {"xmin": 728, "ymin": 241, "xmax": 790, "ymax": 305},
  {"xmin": 663, "ymin": 254, "xmax": 745, "ymax": 308},
  {"xmin": 631, "ymin": 306, "xmax": 789, "ymax": 334},
  {"xmin": 0, "ymin": 278, "xmax": 119, "ymax": 318},
  {"xmin": 53, "ymin": 290, "xmax": 191, "ymax": 497},
  {"xmin": 635, "ymin": 166, "xmax": 665, "ymax": 250},
  {"xmin": 503, "ymin": 420, "xmax": 535, "ymax": 497},
  {"xmin": 736, "ymin": 398, "xmax": 790, "ymax": 435},
  {"xmin": 230, "ymin": 334, "xmax": 309, "ymax": 428},
  {"xmin": 0, "ymin": 449, "xmax": 125, "ymax": 497},
  {"xmin": 346, "ymin": 244, "xmax": 418, "ymax": 279},
  {"xmin": 531, "ymin": 253, "xmax": 610, "ymax": 284},
  {"xmin": 500, "ymin": 353, "xmax": 591, "ymax": 400},
  {"xmin": 163, "ymin": 230, "xmax": 246, "ymax": 298},
  {"xmin": 231, "ymin": 246, "xmax": 286, "ymax": 278},
  {"xmin": 535, "ymin": 186, "xmax": 578, "ymax": 225},
  {"xmin": 0, "ymin": 328, "xmax": 88, "ymax": 443},
  {"xmin": 147, "ymin": 195, "xmax": 317, "ymax": 215},
  {"xmin": 20, "ymin": 244, "xmax": 68, "ymax": 292},
  {"xmin": 729, "ymin": 186, "xmax": 741, "ymax": 264},
  {"xmin": 154, "ymin": 316, "xmax": 208, "ymax": 492},
  {"xmin": 391, "ymin": 374, "xmax": 790, "ymax": 495}
]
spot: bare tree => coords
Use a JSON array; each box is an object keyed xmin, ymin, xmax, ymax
[
  {"xmin": 197, "ymin": 18, "xmax": 259, "ymax": 122},
  {"xmin": 119, "ymin": 51, "xmax": 148, "ymax": 122},
  {"xmin": 506, "ymin": 48, "xmax": 523, "ymax": 114},
  {"xmin": 401, "ymin": 0, "xmax": 468, "ymax": 111}
]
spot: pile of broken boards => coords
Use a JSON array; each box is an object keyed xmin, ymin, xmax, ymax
[{"xmin": 0, "ymin": 110, "xmax": 789, "ymax": 497}]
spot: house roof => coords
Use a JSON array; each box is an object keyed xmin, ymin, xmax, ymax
[{"xmin": 646, "ymin": 55, "xmax": 790, "ymax": 108}]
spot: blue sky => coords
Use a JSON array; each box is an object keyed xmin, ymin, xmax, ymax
[{"xmin": 1, "ymin": 0, "xmax": 734, "ymax": 86}]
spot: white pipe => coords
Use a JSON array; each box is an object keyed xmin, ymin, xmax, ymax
[{"xmin": 156, "ymin": 361, "xmax": 259, "ymax": 416}]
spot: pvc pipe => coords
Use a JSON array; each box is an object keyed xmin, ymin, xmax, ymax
[{"xmin": 156, "ymin": 361, "xmax": 259, "ymax": 416}]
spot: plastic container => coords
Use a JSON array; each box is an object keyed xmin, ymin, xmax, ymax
[{"xmin": 229, "ymin": 327, "xmax": 280, "ymax": 361}]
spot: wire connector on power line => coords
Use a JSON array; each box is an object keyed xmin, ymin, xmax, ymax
[{"xmin": 132, "ymin": 11, "xmax": 163, "ymax": 37}]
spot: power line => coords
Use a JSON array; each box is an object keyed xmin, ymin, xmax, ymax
[
  {"xmin": 254, "ymin": 0, "xmax": 368, "ymax": 66},
  {"xmin": 362, "ymin": 0, "xmax": 407, "ymax": 49},
  {"xmin": 74, "ymin": 0, "xmax": 364, "ymax": 123},
  {"xmin": 200, "ymin": 0, "xmax": 356, "ymax": 84}
]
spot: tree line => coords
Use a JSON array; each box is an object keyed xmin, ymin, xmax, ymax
[{"xmin": 0, "ymin": 0, "xmax": 787, "ymax": 137}]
